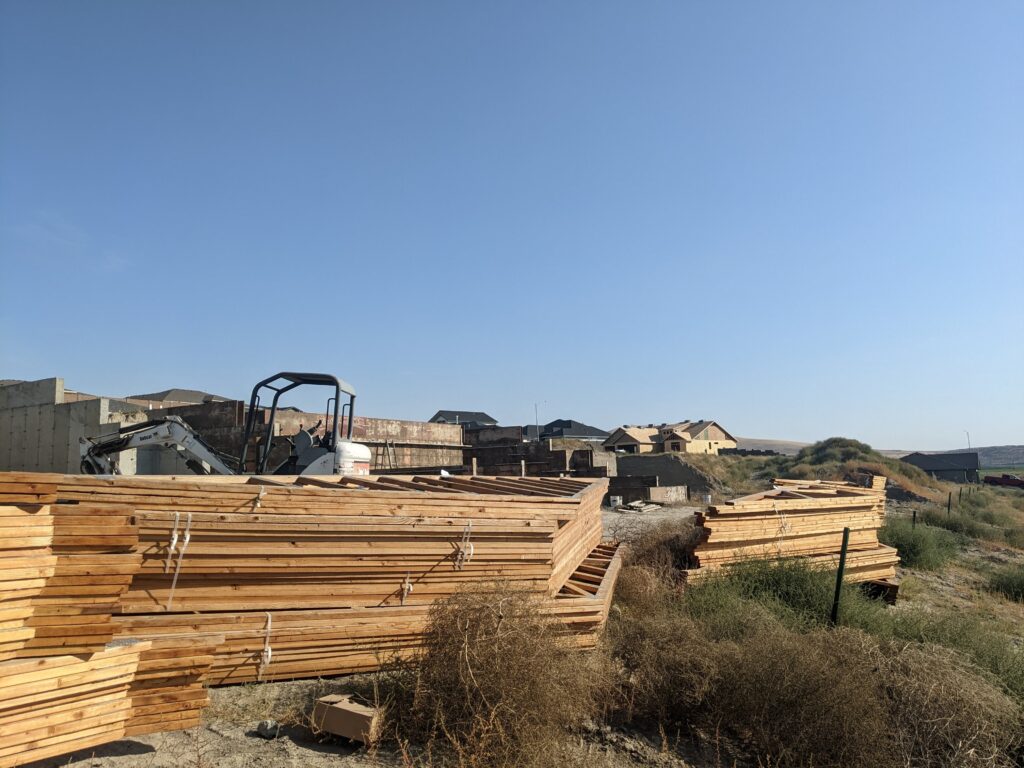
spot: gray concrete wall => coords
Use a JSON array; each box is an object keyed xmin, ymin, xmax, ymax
[
  {"xmin": 0, "ymin": 378, "xmax": 63, "ymax": 409},
  {"xmin": 617, "ymin": 454, "xmax": 718, "ymax": 495},
  {"xmin": 0, "ymin": 378, "xmax": 148, "ymax": 472}
]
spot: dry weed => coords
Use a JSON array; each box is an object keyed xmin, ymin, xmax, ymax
[{"xmin": 379, "ymin": 586, "xmax": 608, "ymax": 768}]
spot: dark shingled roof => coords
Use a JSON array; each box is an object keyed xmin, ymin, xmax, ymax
[{"xmin": 429, "ymin": 410, "xmax": 498, "ymax": 426}]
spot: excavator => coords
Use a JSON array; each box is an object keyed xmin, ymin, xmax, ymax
[{"xmin": 79, "ymin": 372, "xmax": 371, "ymax": 476}]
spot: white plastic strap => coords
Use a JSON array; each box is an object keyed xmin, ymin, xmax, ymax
[
  {"xmin": 165, "ymin": 513, "xmax": 192, "ymax": 611},
  {"xmin": 454, "ymin": 522, "xmax": 474, "ymax": 570},
  {"xmin": 773, "ymin": 501, "xmax": 790, "ymax": 556},
  {"xmin": 164, "ymin": 512, "xmax": 180, "ymax": 574},
  {"xmin": 400, "ymin": 573, "xmax": 414, "ymax": 605},
  {"xmin": 258, "ymin": 612, "xmax": 273, "ymax": 680},
  {"xmin": 253, "ymin": 485, "xmax": 266, "ymax": 510}
]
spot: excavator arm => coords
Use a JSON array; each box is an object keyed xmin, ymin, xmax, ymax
[{"xmin": 79, "ymin": 416, "xmax": 237, "ymax": 475}]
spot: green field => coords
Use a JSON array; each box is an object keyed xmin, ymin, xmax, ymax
[{"xmin": 982, "ymin": 466, "xmax": 1024, "ymax": 477}]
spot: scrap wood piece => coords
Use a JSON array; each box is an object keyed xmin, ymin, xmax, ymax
[{"xmin": 311, "ymin": 693, "xmax": 381, "ymax": 744}]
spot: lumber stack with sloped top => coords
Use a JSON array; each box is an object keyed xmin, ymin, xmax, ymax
[
  {"xmin": 0, "ymin": 471, "xmax": 618, "ymax": 764},
  {"xmin": 686, "ymin": 477, "xmax": 898, "ymax": 582},
  {"xmin": 0, "ymin": 472, "xmax": 613, "ymax": 676}
]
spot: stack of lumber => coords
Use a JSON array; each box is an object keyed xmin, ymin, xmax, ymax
[
  {"xmin": 0, "ymin": 641, "xmax": 147, "ymax": 768},
  {"xmin": 553, "ymin": 541, "xmax": 622, "ymax": 648},
  {"xmin": 124, "ymin": 635, "xmax": 223, "ymax": 736},
  {"xmin": 113, "ymin": 540, "xmax": 623, "ymax": 684},
  {"xmin": 0, "ymin": 473, "xmax": 603, "ymax": 613},
  {"xmin": 0, "ymin": 502, "xmax": 140, "ymax": 660},
  {"xmin": 0, "ymin": 472, "xmax": 614, "ymax": 676},
  {"xmin": 687, "ymin": 477, "xmax": 898, "ymax": 582},
  {"xmin": 0, "ymin": 471, "xmax": 619, "ymax": 763}
]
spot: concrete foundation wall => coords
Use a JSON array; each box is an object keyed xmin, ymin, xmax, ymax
[
  {"xmin": 0, "ymin": 395, "xmax": 147, "ymax": 473},
  {"xmin": 617, "ymin": 454, "xmax": 717, "ymax": 495}
]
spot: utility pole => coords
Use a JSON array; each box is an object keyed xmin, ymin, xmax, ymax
[
  {"xmin": 534, "ymin": 403, "xmax": 540, "ymax": 443},
  {"xmin": 965, "ymin": 430, "xmax": 971, "ymax": 450}
]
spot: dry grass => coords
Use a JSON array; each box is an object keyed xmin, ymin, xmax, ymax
[
  {"xmin": 377, "ymin": 586, "xmax": 609, "ymax": 768},
  {"xmin": 609, "ymin": 542, "xmax": 1024, "ymax": 768},
  {"xmin": 877, "ymin": 642, "xmax": 1022, "ymax": 768}
]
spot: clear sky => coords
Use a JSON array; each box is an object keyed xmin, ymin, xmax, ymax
[{"xmin": 1, "ymin": 2, "xmax": 1021, "ymax": 450}]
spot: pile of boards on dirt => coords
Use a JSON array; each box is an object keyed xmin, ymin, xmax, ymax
[
  {"xmin": 686, "ymin": 476, "xmax": 899, "ymax": 584},
  {"xmin": 0, "ymin": 471, "xmax": 619, "ymax": 764}
]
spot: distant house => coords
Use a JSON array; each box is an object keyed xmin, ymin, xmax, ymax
[
  {"xmin": 429, "ymin": 410, "xmax": 498, "ymax": 430},
  {"xmin": 901, "ymin": 452, "xmax": 979, "ymax": 484},
  {"xmin": 523, "ymin": 419, "xmax": 609, "ymax": 442},
  {"xmin": 658, "ymin": 420, "xmax": 737, "ymax": 455},
  {"xmin": 603, "ymin": 420, "xmax": 737, "ymax": 455},
  {"xmin": 602, "ymin": 426, "xmax": 660, "ymax": 454}
]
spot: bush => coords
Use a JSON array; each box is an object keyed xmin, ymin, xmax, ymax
[
  {"xmin": 877, "ymin": 642, "xmax": 1022, "ymax": 767},
  {"xmin": 988, "ymin": 564, "xmax": 1024, "ymax": 603},
  {"xmin": 920, "ymin": 507, "xmax": 1005, "ymax": 541},
  {"xmin": 711, "ymin": 626, "xmax": 894, "ymax": 768},
  {"xmin": 619, "ymin": 517, "xmax": 701, "ymax": 581},
  {"xmin": 609, "ymin": 567, "xmax": 719, "ymax": 725},
  {"xmin": 879, "ymin": 517, "xmax": 959, "ymax": 570},
  {"xmin": 379, "ymin": 587, "xmax": 606, "ymax": 767}
]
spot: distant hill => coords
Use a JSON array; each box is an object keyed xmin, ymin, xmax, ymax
[
  {"xmin": 879, "ymin": 445, "xmax": 1024, "ymax": 468},
  {"xmin": 736, "ymin": 438, "xmax": 1023, "ymax": 467},
  {"xmin": 954, "ymin": 445, "xmax": 1024, "ymax": 469},
  {"xmin": 735, "ymin": 437, "xmax": 809, "ymax": 456}
]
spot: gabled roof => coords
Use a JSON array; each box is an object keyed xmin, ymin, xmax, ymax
[
  {"xmin": 542, "ymin": 419, "xmax": 609, "ymax": 439},
  {"xmin": 901, "ymin": 452, "xmax": 980, "ymax": 472},
  {"xmin": 603, "ymin": 426, "xmax": 659, "ymax": 447},
  {"xmin": 663, "ymin": 419, "xmax": 737, "ymax": 442},
  {"xmin": 429, "ymin": 410, "xmax": 497, "ymax": 426},
  {"xmin": 128, "ymin": 388, "xmax": 228, "ymax": 403}
]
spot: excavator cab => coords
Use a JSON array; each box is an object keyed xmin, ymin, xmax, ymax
[{"xmin": 239, "ymin": 372, "xmax": 370, "ymax": 476}]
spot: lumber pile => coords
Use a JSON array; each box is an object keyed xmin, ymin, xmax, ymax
[
  {"xmin": 0, "ymin": 642, "xmax": 147, "ymax": 768},
  {"xmin": 0, "ymin": 502, "xmax": 141, "ymax": 661},
  {"xmin": 687, "ymin": 476, "xmax": 898, "ymax": 582},
  {"xmin": 0, "ymin": 471, "xmax": 618, "ymax": 764}
]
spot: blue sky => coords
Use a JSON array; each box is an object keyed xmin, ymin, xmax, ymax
[{"xmin": 1, "ymin": 2, "xmax": 1021, "ymax": 450}]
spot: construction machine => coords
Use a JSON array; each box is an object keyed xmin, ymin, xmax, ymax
[{"xmin": 79, "ymin": 372, "xmax": 371, "ymax": 476}]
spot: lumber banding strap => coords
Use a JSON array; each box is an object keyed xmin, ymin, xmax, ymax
[
  {"xmin": 773, "ymin": 501, "xmax": 791, "ymax": 557},
  {"xmin": 253, "ymin": 484, "xmax": 266, "ymax": 510},
  {"xmin": 453, "ymin": 522, "xmax": 474, "ymax": 570},
  {"xmin": 164, "ymin": 511, "xmax": 180, "ymax": 574},
  {"xmin": 400, "ymin": 573, "xmax": 414, "ymax": 605},
  {"xmin": 258, "ymin": 612, "xmax": 273, "ymax": 680},
  {"xmin": 166, "ymin": 512, "xmax": 192, "ymax": 611}
]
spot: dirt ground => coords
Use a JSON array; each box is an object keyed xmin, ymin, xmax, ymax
[{"xmin": 28, "ymin": 679, "xmax": 709, "ymax": 768}]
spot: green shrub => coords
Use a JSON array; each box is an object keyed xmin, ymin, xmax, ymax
[
  {"xmin": 988, "ymin": 564, "xmax": 1024, "ymax": 603},
  {"xmin": 879, "ymin": 517, "xmax": 959, "ymax": 569},
  {"xmin": 1005, "ymin": 526, "xmax": 1024, "ymax": 549},
  {"xmin": 920, "ymin": 507, "xmax": 1004, "ymax": 541}
]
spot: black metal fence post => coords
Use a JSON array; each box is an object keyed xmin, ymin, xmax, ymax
[
  {"xmin": 830, "ymin": 527, "xmax": 851, "ymax": 625},
  {"xmin": 947, "ymin": 492, "xmax": 952, "ymax": 516},
  {"xmin": 912, "ymin": 508, "xmax": 917, "ymax": 529}
]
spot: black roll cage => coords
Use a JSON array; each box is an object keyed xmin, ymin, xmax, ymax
[{"xmin": 238, "ymin": 372, "xmax": 357, "ymax": 475}]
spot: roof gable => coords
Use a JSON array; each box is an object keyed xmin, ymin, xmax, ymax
[{"xmin": 430, "ymin": 410, "xmax": 497, "ymax": 425}]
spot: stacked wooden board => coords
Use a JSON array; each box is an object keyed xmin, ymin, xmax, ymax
[
  {"xmin": 0, "ymin": 501, "xmax": 141, "ymax": 660},
  {"xmin": 0, "ymin": 642, "xmax": 147, "ymax": 768},
  {"xmin": 0, "ymin": 471, "xmax": 619, "ymax": 764},
  {"xmin": 687, "ymin": 476, "xmax": 898, "ymax": 582}
]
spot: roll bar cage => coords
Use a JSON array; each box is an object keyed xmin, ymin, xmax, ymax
[{"xmin": 239, "ymin": 372, "xmax": 357, "ymax": 475}]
